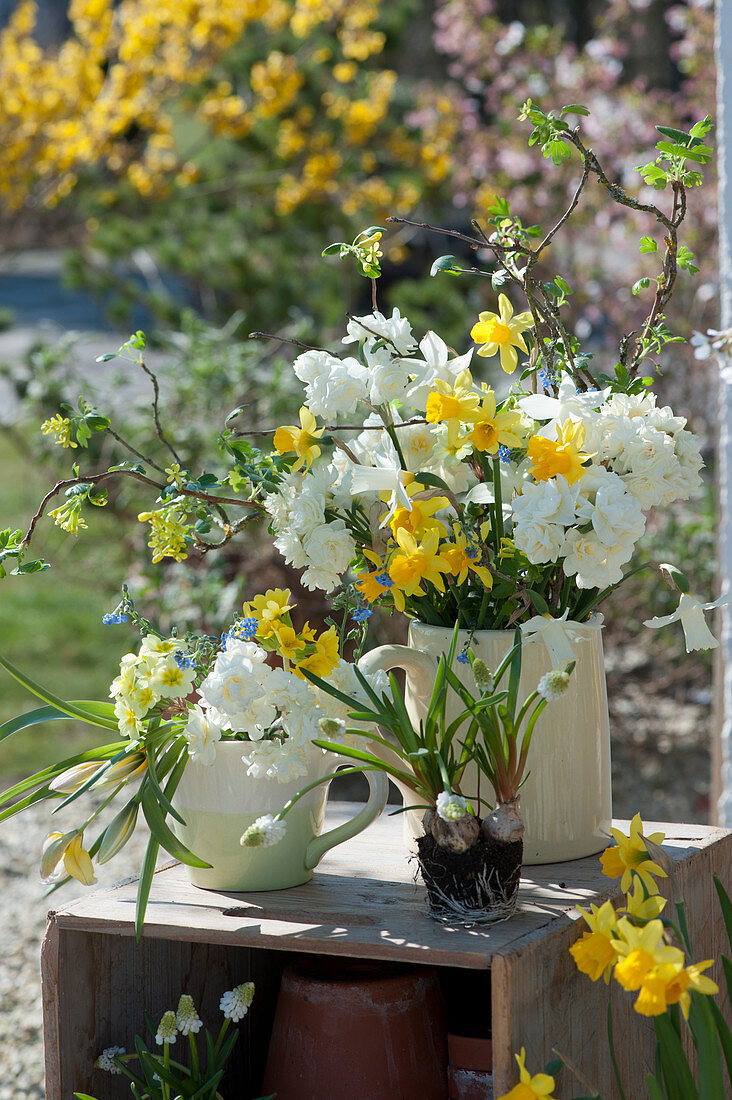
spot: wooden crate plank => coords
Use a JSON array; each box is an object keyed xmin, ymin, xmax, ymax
[{"xmin": 46, "ymin": 924, "xmax": 293, "ymax": 1100}]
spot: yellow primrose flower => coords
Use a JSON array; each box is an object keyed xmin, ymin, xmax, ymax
[
  {"xmin": 41, "ymin": 830, "xmax": 96, "ymax": 886},
  {"xmin": 425, "ymin": 369, "xmax": 482, "ymax": 447},
  {"xmin": 470, "ymin": 294, "xmax": 534, "ymax": 374},
  {"xmin": 274, "ymin": 624, "xmax": 305, "ymax": 660},
  {"xmin": 296, "ymin": 625, "xmax": 339, "ymax": 678},
  {"xmin": 388, "ymin": 528, "xmax": 452, "ymax": 610},
  {"xmin": 497, "ymin": 1047, "xmax": 556, "ymax": 1099},
  {"xmin": 527, "ymin": 420, "xmax": 593, "ymax": 485},
  {"xmin": 600, "ymin": 813, "xmax": 667, "ymax": 893},
  {"xmin": 244, "ymin": 589, "xmax": 295, "ymax": 638},
  {"xmin": 441, "ymin": 524, "xmax": 493, "ymax": 588},
  {"xmin": 469, "ymin": 391, "xmax": 526, "ymax": 454},
  {"xmin": 273, "ymin": 406, "xmax": 324, "ymax": 472},
  {"xmin": 612, "ymin": 918, "xmax": 685, "ymax": 993},
  {"xmin": 570, "ymin": 899, "xmax": 620, "ymax": 983},
  {"xmin": 41, "ymin": 414, "xmax": 77, "ymax": 448}
]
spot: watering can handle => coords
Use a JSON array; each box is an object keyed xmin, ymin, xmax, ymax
[
  {"xmin": 304, "ymin": 769, "xmax": 389, "ymax": 870},
  {"xmin": 357, "ymin": 644, "xmax": 438, "ymax": 701}
]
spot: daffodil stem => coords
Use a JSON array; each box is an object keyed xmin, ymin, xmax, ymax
[{"xmin": 492, "ymin": 456, "xmax": 504, "ymax": 546}]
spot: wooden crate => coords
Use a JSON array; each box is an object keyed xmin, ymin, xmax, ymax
[{"xmin": 42, "ymin": 811, "xmax": 732, "ymax": 1100}]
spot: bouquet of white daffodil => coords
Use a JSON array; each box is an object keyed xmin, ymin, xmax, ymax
[
  {"xmin": 246, "ymin": 105, "xmax": 720, "ymax": 652},
  {"xmin": 0, "ymin": 586, "xmax": 380, "ymax": 933}
]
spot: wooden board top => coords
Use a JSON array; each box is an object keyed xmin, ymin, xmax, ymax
[{"xmin": 48, "ymin": 810, "xmax": 731, "ymax": 969}]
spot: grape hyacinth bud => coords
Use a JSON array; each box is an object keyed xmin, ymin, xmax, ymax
[
  {"xmin": 220, "ymin": 982, "xmax": 255, "ymax": 1021},
  {"xmin": 155, "ymin": 1011, "xmax": 178, "ymax": 1045},
  {"xmin": 436, "ymin": 791, "xmax": 469, "ymax": 822},
  {"xmin": 176, "ymin": 994, "xmax": 203, "ymax": 1036},
  {"xmin": 94, "ymin": 1046, "xmax": 125, "ymax": 1074},
  {"xmin": 537, "ymin": 669, "xmax": 571, "ymax": 701},
  {"xmin": 472, "ymin": 658, "xmax": 495, "ymax": 696},
  {"xmin": 240, "ymin": 814, "xmax": 287, "ymax": 848}
]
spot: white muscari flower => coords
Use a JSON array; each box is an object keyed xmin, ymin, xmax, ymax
[
  {"xmin": 240, "ymin": 814, "xmax": 287, "ymax": 848},
  {"xmin": 436, "ymin": 791, "xmax": 469, "ymax": 822},
  {"xmin": 318, "ymin": 716, "xmax": 347, "ymax": 738},
  {"xmin": 184, "ymin": 705, "xmax": 222, "ymax": 766},
  {"xmin": 537, "ymin": 669, "xmax": 571, "ymax": 701},
  {"xmin": 176, "ymin": 994, "xmax": 203, "ymax": 1036},
  {"xmin": 220, "ymin": 981, "xmax": 255, "ymax": 1021},
  {"xmin": 94, "ymin": 1046, "xmax": 126, "ymax": 1074},
  {"xmin": 644, "ymin": 591, "xmax": 732, "ymax": 652},
  {"xmin": 241, "ymin": 740, "xmax": 313, "ymax": 782},
  {"xmin": 155, "ymin": 1011, "xmax": 178, "ymax": 1045},
  {"xmin": 471, "ymin": 659, "xmax": 494, "ymax": 696}
]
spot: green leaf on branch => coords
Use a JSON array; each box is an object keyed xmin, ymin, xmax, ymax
[
  {"xmin": 430, "ymin": 255, "xmax": 463, "ymax": 277},
  {"xmin": 560, "ymin": 104, "xmax": 590, "ymax": 117},
  {"xmin": 639, "ymin": 236, "xmax": 658, "ymax": 254},
  {"xmin": 632, "ymin": 277, "xmax": 651, "ymax": 296},
  {"xmin": 545, "ymin": 139, "xmax": 572, "ymax": 165}
]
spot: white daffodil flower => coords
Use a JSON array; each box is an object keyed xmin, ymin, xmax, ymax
[
  {"xmin": 518, "ymin": 378, "xmax": 609, "ymax": 438},
  {"xmin": 405, "ymin": 331, "xmax": 474, "ymax": 409},
  {"xmin": 349, "ymin": 458, "xmax": 414, "ymax": 521},
  {"xmin": 520, "ymin": 611, "xmax": 603, "ymax": 665},
  {"xmin": 644, "ymin": 592, "xmax": 732, "ymax": 652}
]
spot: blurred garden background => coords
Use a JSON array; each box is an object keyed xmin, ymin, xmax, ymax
[{"xmin": 0, "ymin": 0, "xmax": 719, "ymax": 823}]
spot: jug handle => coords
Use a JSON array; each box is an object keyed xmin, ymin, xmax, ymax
[
  {"xmin": 304, "ymin": 769, "xmax": 389, "ymax": 870},
  {"xmin": 358, "ymin": 644, "xmax": 437, "ymax": 702}
]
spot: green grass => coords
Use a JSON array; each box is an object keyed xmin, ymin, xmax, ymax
[{"xmin": 0, "ymin": 431, "xmax": 131, "ymax": 780}]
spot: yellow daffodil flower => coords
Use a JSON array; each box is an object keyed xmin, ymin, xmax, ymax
[
  {"xmin": 273, "ymin": 406, "xmax": 324, "ymax": 472},
  {"xmin": 388, "ymin": 528, "xmax": 452, "ymax": 610},
  {"xmin": 390, "ymin": 485, "xmax": 451, "ymax": 542},
  {"xmin": 470, "ymin": 294, "xmax": 534, "ymax": 374},
  {"xmin": 441, "ymin": 524, "xmax": 493, "ymax": 588},
  {"xmin": 296, "ymin": 625, "xmax": 339, "ymax": 678},
  {"xmin": 624, "ymin": 877, "xmax": 666, "ymax": 922},
  {"xmin": 425, "ymin": 369, "xmax": 482, "ymax": 447},
  {"xmin": 527, "ymin": 420, "xmax": 593, "ymax": 485},
  {"xmin": 663, "ymin": 960, "xmax": 718, "ymax": 1020},
  {"xmin": 600, "ymin": 813, "xmax": 667, "ymax": 893},
  {"xmin": 355, "ymin": 550, "xmax": 391, "ymax": 603},
  {"xmin": 41, "ymin": 829, "xmax": 96, "ymax": 886},
  {"xmin": 612, "ymin": 918, "xmax": 685, "ymax": 993},
  {"xmin": 570, "ymin": 899, "xmax": 619, "ymax": 983},
  {"xmin": 469, "ymin": 390, "xmax": 527, "ymax": 453},
  {"xmin": 497, "ymin": 1048, "xmax": 556, "ymax": 1099},
  {"xmin": 243, "ymin": 589, "xmax": 295, "ymax": 638}
]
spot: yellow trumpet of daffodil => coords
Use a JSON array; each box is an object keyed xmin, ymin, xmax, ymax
[
  {"xmin": 425, "ymin": 369, "xmax": 482, "ymax": 447},
  {"xmin": 273, "ymin": 623, "xmax": 306, "ymax": 661},
  {"xmin": 569, "ymin": 899, "xmax": 620, "ymax": 983},
  {"xmin": 496, "ymin": 1047, "xmax": 556, "ymax": 1099},
  {"xmin": 469, "ymin": 390, "xmax": 527, "ymax": 453},
  {"xmin": 527, "ymin": 419, "xmax": 593, "ymax": 485},
  {"xmin": 470, "ymin": 293, "xmax": 534, "ymax": 375},
  {"xmin": 612, "ymin": 918, "xmax": 684, "ymax": 993},
  {"xmin": 441, "ymin": 524, "xmax": 493, "ymax": 588},
  {"xmin": 273, "ymin": 406, "xmax": 324, "ymax": 472},
  {"xmin": 600, "ymin": 812, "xmax": 667, "ymax": 894},
  {"xmin": 387, "ymin": 528, "xmax": 452, "ymax": 611},
  {"xmin": 41, "ymin": 829, "xmax": 96, "ymax": 886}
]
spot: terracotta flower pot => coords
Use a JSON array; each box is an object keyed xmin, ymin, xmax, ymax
[
  {"xmin": 262, "ymin": 958, "xmax": 449, "ymax": 1099},
  {"xmin": 447, "ymin": 1030, "xmax": 493, "ymax": 1100}
]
